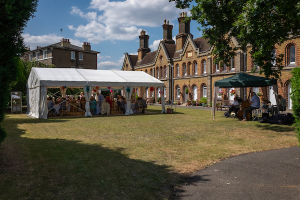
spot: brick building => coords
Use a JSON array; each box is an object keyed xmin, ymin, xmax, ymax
[
  {"xmin": 23, "ymin": 39, "xmax": 99, "ymax": 69},
  {"xmin": 122, "ymin": 12, "xmax": 298, "ymax": 110}
]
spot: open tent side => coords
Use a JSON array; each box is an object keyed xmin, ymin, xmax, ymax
[
  {"xmin": 212, "ymin": 73, "xmax": 279, "ymax": 120},
  {"xmin": 27, "ymin": 68, "xmax": 165, "ymax": 119}
]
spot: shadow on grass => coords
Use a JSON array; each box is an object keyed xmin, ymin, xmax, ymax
[
  {"xmin": 255, "ymin": 124, "xmax": 295, "ymax": 133},
  {"xmin": 0, "ymin": 117, "xmax": 206, "ymax": 200}
]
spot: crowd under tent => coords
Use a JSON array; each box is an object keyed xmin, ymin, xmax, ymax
[
  {"xmin": 213, "ymin": 73, "xmax": 278, "ymax": 120},
  {"xmin": 27, "ymin": 67, "xmax": 165, "ymax": 119}
]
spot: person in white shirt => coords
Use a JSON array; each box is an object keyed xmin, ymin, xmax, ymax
[
  {"xmin": 224, "ymin": 96, "xmax": 240, "ymax": 117},
  {"xmin": 243, "ymin": 92, "xmax": 260, "ymax": 121}
]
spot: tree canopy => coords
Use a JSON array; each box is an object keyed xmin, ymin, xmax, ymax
[
  {"xmin": 170, "ymin": 0, "xmax": 300, "ymax": 78},
  {"xmin": 0, "ymin": 0, "xmax": 38, "ymax": 144}
]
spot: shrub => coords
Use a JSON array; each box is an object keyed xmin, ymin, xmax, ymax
[
  {"xmin": 291, "ymin": 68, "xmax": 300, "ymax": 146},
  {"xmin": 157, "ymin": 97, "xmax": 161, "ymax": 102},
  {"xmin": 200, "ymin": 97, "xmax": 207, "ymax": 104}
]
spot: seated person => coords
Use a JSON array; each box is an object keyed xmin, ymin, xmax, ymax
[
  {"xmin": 90, "ymin": 97, "xmax": 97, "ymax": 114},
  {"xmin": 270, "ymin": 95, "xmax": 287, "ymax": 115},
  {"xmin": 119, "ymin": 97, "xmax": 126, "ymax": 113},
  {"xmin": 224, "ymin": 97, "xmax": 240, "ymax": 117},
  {"xmin": 242, "ymin": 92, "xmax": 260, "ymax": 121},
  {"xmin": 47, "ymin": 96, "xmax": 55, "ymax": 115}
]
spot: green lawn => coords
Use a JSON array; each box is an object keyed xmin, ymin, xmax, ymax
[{"xmin": 0, "ymin": 106, "xmax": 298, "ymax": 199}]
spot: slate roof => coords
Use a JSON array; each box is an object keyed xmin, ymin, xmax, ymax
[
  {"xmin": 136, "ymin": 51, "xmax": 157, "ymax": 66},
  {"xmin": 128, "ymin": 55, "xmax": 138, "ymax": 67},
  {"xmin": 193, "ymin": 37, "xmax": 210, "ymax": 52}
]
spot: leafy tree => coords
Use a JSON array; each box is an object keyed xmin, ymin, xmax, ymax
[
  {"xmin": 0, "ymin": 0, "xmax": 38, "ymax": 145},
  {"xmin": 291, "ymin": 68, "xmax": 300, "ymax": 145},
  {"xmin": 170, "ymin": 0, "xmax": 300, "ymax": 78},
  {"xmin": 11, "ymin": 59, "xmax": 56, "ymax": 96}
]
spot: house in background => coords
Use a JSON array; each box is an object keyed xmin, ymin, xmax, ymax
[
  {"xmin": 122, "ymin": 12, "xmax": 298, "ymax": 110},
  {"xmin": 23, "ymin": 39, "xmax": 100, "ymax": 69}
]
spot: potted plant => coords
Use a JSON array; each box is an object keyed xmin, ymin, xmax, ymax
[
  {"xmin": 230, "ymin": 89, "xmax": 236, "ymax": 96},
  {"xmin": 186, "ymin": 100, "xmax": 192, "ymax": 106},
  {"xmin": 257, "ymin": 92, "xmax": 262, "ymax": 97},
  {"xmin": 218, "ymin": 90, "xmax": 223, "ymax": 96},
  {"xmin": 157, "ymin": 97, "xmax": 161, "ymax": 104},
  {"xmin": 185, "ymin": 88, "xmax": 189, "ymax": 94},
  {"xmin": 200, "ymin": 97, "xmax": 207, "ymax": 107},
  {"xmin": 192, "ymin": 100, "xmax": 196, "ymax": 106},
  {"xmin": 198, "ymin": 100, "xmax": 202, "ymax": 106}
]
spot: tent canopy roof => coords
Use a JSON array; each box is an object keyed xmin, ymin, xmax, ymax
[
  {"xmin": 214, "ymin": 73, "xmax": 277, "ymax": 88},
  {"xmin": 31, "ymin": 67, "xmax": 164, "ymax": 88}
]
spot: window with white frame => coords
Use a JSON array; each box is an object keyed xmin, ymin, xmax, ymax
[
  {"xmin": 71, "ymin": 51, "xmax": 75, "ymax": 59},
  {"xmin": 184, "ymin": 64, "xmax": 187, "ymax": 76},
  {"xmin": 43, "ymin": 50, "xmax": 47, "ymax": 59},
  {"xmin": 195, "ymin": 62, "xmax": 198, "ymax": 75},
  {"xmin": 177, "ymin": 86, "xmax": 180, "ymax": 98},
  {"xmin": 231, "ymin": 57, "xmax": 235, "ymax": 70},
  {"xmin": 216, "ymin": 63, "xmax": 219, "ymax": 72},
  {"xmin": 79, "ymin": 52, "xmax": 83, "ymax": 60},
  {"xmin": 203, "ymin": 85, "xmax": 207, "ymax": 97},
  {"xmin": 271, "ymin": 49, "xmax": 276, "ymax": 66},
  {"xmin": 290, "ymin": 45, "xmax": 295, "ymax": 64},
  {"xmin": 157, "ymin": 69, "xmax": 160, "ymax": 78},
  {"xmin": 203, "ymin": 61, "xmax": 206, "ymax": 74},
  {"xmin": 165, "ymin": 67, "xmax": 167, "ymax": 78},
  {"xmin": 157, "ymin": 88, "xmax": 160, "ymax": 97},
  {"xmin": 36, "ymin": 52, "xmax": 39, "ymax": 60},
  {"xmin": 164, "ymin": 87, "xmax": 166, "ymax": 98},
  {"xmin": 177, "ymin": 65, "xmax": 179, "ymax": 77},
  {"xmin": 253, "ymin": 87, "xmax": 259, "ymax": 94}
]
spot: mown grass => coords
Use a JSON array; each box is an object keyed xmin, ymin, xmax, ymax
[{"xmin": 0, "ymin": 106, "xmax": 298, "ymax": 199}]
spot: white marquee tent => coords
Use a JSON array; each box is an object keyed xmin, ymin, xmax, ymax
[{"xmin": 27, "ymin": 67, "xmax": 165, "ymax": 119}]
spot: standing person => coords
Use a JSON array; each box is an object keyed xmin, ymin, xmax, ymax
[
  {"xmin": 90, "ymin": 97, "xmax": 97, "ymax": 115},
  {"xmin": 80, "ymin": 92, "xmax": 84, "ymax": 99},
  {"xmin": 242, "ymin": 92, "xmax": 260, "ymax": 121},
  {"xmin": 47, "ymin": 96, "xmax": 55, "ymax": 116}
]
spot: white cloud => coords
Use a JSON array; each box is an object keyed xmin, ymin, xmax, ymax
[
  {"xmin": 22, "ymin": 33, "xmax": 82, "ymax": 49},
  {"xmin": 97, "ymin": 54, "xmax": 111, "ymax": 60},
  {"xmin": 97, "ymin": 55, "xmax": 124, "ymax": 70},
  {"xmin": 69, "ymin": 0, "xmax": 188, "ymax": 43},
  {"xmin": 149, "ymin": 39, "xmax": 161, "ymax": 50}
]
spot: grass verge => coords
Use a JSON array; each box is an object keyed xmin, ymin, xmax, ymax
[{"xmin": 0, "ymin": 106, "xmax": 298, "ymax": 199}]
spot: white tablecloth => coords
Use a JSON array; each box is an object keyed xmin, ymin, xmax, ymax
[{"xmin": 101, "ymin": 102, "xmax": 110, "ymax": 115}]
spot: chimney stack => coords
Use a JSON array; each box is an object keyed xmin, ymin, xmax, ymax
[
  {"xmin": 82, "ymin": 42, "xmax": 91, "ymax": 51},
  {"xmin": 162, "ymin": 19, "xmax": 175, "ymax": 44},
  {"xmin": 176, "ymin": 12, "xmax": 192, "ymax": 51},
  {"xmin": 138, "ymin": 30, "xmax": 151, "ymax": 61},
  {"xmin": 61, "ymin": 38, "xmax": 71, "ymax": 48}
]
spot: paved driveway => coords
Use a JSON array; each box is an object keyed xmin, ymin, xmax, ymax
[{"xmin": 176, "ymin": 147, "xmax": 300, "ymax": 200}]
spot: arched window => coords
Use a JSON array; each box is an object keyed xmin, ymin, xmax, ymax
[
  {"xmin": 193, "ymin": 86, "xmax": 197, "ymax": 101},
  {"xmin": 203, "ymin": 60, "xmax": 206, "ymax": 74},
  {"xmin": 146, "ymin": 88, "xmax": 149, "ymax": 98},
  {"xmin": 194, "ymin": 62, "xmax": 198, "ymax": 75},
  {"xmin": 184, "ymin": 64, "xmax": 187, "ymax": 76},
  {"xmin": 215, "ymin": 63, "xmax": 219, "ymax": 72},
  {"xmin": 231, "ymin": 57, "xmax": 235, "ymax": 70},
  {"xmin": 164, "ymin": 87, "xmax": 166, "ymax": 98},
  {"xmin": 288, "ymin": 82, "xmax": 293, "ymax": 109},
  {"xmin": 176, "ymin": 86, "xmax": 180, "ymax": 98},
  {"xmin": 271, "ymin": 49, "xmax": 276, "ymax": 66},
  {"xmin": 203, "ymin": 85, "xmax": 207, "ymax": 97},
  {"xmin": 177, "ymin": 65, "xmax": 180, "ymax": 77},
  {"xmin": 289, "ymin": 45, "xmax": 295, "ymax": 64},
  {"xmin": 150, "ymin": 68, "xmax": 153, "ymax": 76},
  {"xmin": 244, "ymin": 52, "xmax": 247, "ymax": 72},
  {"xmin": 157, "ymin": 68, "xmax": 160, "ymax": 78},
  {"xmin": 165, "ymin": 67, "xmax": 167, "ymax": 78}
]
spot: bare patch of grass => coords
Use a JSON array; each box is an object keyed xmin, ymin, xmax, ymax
[{"xmin": 0, "ymin": 106, "xmax": 298, "ymax": 199}]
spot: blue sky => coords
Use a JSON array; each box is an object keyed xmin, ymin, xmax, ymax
[{"xmin": 23, "ymin": 0, "xmax": 202, "ymax": 70}]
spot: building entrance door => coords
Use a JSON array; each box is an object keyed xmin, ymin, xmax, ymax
[{"xmin": 269, "ymin": 86, "xmax": 277, "ymax": 106}]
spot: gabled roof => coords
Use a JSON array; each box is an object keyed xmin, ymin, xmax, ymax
[
  {"xmin": 136, "ymin": 51, "xmax": 157, "ymax": 66},
  {"xmin": 128, "ymin": 55, "xmax": 138, "ymax": 66},
  {"xmin": 163, "ymin": 43, "xmax": 176, "ymax": 58},
  {"xmin": 193, "ymin": 37, "xmax": 210, "ymax": 52}
]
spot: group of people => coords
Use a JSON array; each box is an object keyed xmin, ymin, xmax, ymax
[
  {"xmin": 224, "ymin": 92, "xmax": 287, "ymax": 121},
  {"xmin": 47, "ymin": 91, "xmax": 148, "ymax": 116}
]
